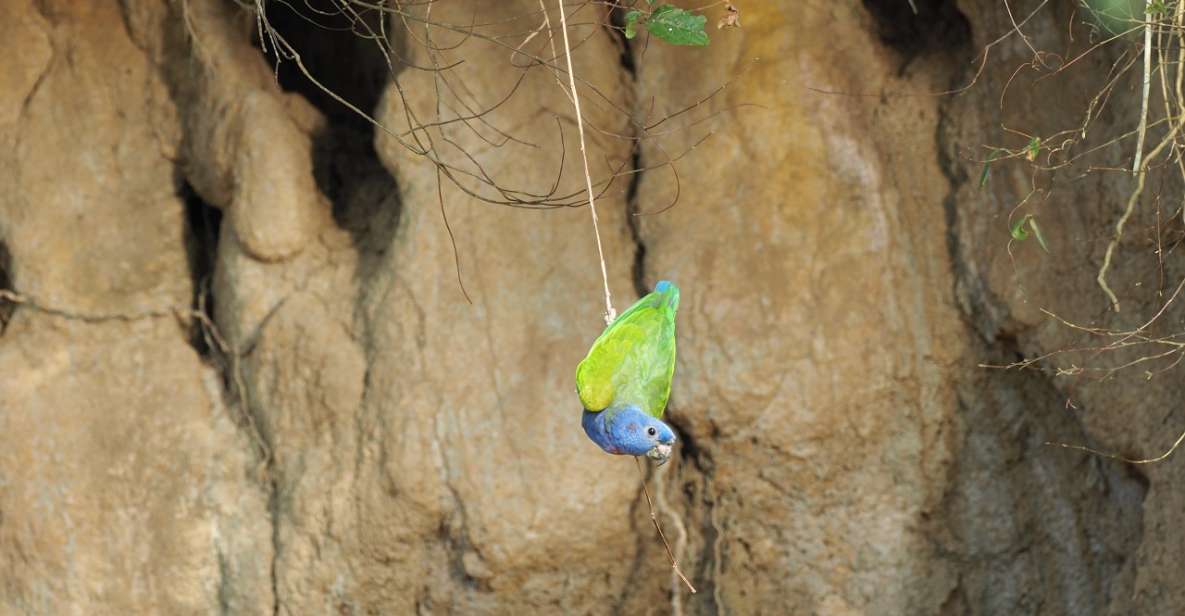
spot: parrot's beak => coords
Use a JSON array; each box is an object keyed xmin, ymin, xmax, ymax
[{"xmin": 646, "ymin": 443, "xmax": 673, "ymax": 465}]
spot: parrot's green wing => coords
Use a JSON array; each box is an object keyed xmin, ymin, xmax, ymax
[{"xmin": 576, "ymin": 281, "xmax": 679, "ymax": 418}]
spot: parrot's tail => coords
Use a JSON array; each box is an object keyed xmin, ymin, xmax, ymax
[{"xmin": 654, "ymin": 280, "xmax": 679, "ymax": 312}]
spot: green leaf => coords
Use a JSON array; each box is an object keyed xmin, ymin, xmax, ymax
[
  {"xmin": 1010, "ymin": 215, "xmax": 1030, "ymax": 241},
  {"xmin": 979, "ymin": 149, "xmax": 1001, "ymax": 189},
  {"xmin": 646, "ymin": 4, "xmax": 709, "ymax": 46},
  {"xmin": 1028, "ymin": 217, "xmax": 1050, "ymax": 253},
  {"xmin": 624, "ymin": 10, "xmax": 641, "ymax": 39}
]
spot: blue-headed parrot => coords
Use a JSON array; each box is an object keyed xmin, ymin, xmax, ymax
[{"xmin": 576, "ymin": 280, "xmax": 679, "ymax": 464}]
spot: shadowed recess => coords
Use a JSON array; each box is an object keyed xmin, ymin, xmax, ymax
[
  {"xmin": 180, "ymin": 177, "xmax": 222, "ymax": 359},
  {"xmin": 252, "ymin": 0, "xmax": 400, "ymax": 248},
  {"xmin": 862, "ymin": 0, "xmax": 971, "ymax": 57},
  {"xmin": 0, "ymin": 239, "xmax": 13, "ymax": 332}
]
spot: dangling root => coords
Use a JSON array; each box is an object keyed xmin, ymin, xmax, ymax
[{"xmin": 635, "ymin": 457, "xmax": 697, "ymax": 594}]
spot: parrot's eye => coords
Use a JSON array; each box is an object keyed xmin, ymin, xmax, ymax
[{"xmin": 647, "ymin": 426, "xmax": 657, "ymax": 437}]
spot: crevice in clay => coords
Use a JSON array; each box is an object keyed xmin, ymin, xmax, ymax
[
  {"xmin": 180, "ymin": 177, "xmax": 223, "ymax": 359},
  {"xmin": 935, "ymin": 93, "xmax": 1017, "ymax": 345},
  {"xmin": 440, "ymin": 493, "xmax": 490, "ymax": 594},
  {"xmin": 606, "ymin": 5, "xmax": 648, "ymax": 302},
  {"xmin": 625, "ymin": 143, "xmax": 648, "ymax": 300},
  {"xmin": 267, "ymin": 476, "xmax": 283, "ymax": 616},
  {"xmin": 0, "ymin": 239, "xmax": 13, "ymax": 333}
]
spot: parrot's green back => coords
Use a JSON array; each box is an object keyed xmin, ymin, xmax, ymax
[{"xmin": 576, "ymin": 281, "xmax": 679, "ymax": 419}]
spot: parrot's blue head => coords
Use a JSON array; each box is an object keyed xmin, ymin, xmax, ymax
[{"xmin": 582, "ymin": 405, "xmax": 677, "ymax": 464}]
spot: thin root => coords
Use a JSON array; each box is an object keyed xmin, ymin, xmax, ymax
[{"xmin": 635, "ymin": 457, "xmax": 697, "ymax": 594}]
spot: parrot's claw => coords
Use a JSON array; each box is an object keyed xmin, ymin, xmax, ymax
[{"xmin": 646, "ymin": 443, "xmax": 673, "ymax": 465}]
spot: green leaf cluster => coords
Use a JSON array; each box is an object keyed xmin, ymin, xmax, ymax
[{"xmin": 624, "ymin": 2, "xmax": 709, "ymax": 47}]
